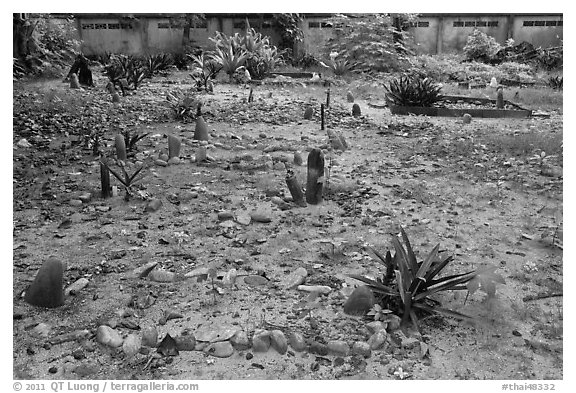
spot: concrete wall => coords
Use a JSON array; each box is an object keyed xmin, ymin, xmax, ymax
[
  {"xmin": 78, "ymin": 18, "xmax": 143, "ymax": 54},
  {"xmin": 297, "ymin": 17, "xmax": 336, "ymax": 57},
  {"xmin": 511, "ymin": 15, "xmax": 563, "ymax": 48}
]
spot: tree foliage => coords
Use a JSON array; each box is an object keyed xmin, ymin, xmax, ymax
[{"xmin": 324, "ymin": 13, "xmax": 418, "ymax": 73}]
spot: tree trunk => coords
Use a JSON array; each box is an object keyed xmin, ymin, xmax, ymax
[{"xmin": 306, "ymin": 148, "xmax": 325, "ymax": 205}]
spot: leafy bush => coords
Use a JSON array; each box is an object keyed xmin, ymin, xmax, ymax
[
  {"xmin": 145, "ymin": 53, "xmax": 174, "ymax": 77},
  {"xmin": 385, "ymin": 75, "xmax": 443, "ymax": 107},
  {"xmin": 188, "ymin": 53, "xmax": 222, "ymax": 91},
  {"xmin": 548, "ymin": 75, "xmax": 563, "ymax": 90},
  {"xmin": 350, "ymin": 228, "xmax": 506, "ymax": 329},
  {"xmin": 321, "ymin": 55, "xmax": 354, "ymax": 76},
  {"xmin": 209, "ymin": 26, "xmax": 282, "ymax": 80},
  {"xmin": 325, "ymin": 14, "xmax": 416, "ymax": 73},
  {"xmin": 166, "ymin": 91, "xmax": 200, "ymax": 120},
  {"xmin": 463, "ymin": 29, "xmax": 502, "ymax": 62},
  {"xmin": 294, "ymin": 53, "xmax": 321, "ymax": 69},
  {"xmin": 537, "ymin": 47, "xmax": 563, "ymax": 70}
]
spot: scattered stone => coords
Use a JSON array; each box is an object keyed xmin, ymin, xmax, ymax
[
  {"xmin": 366, "ymin": 321, "xmax": 387, "ymax": 334},
  {"xmin": 205, "ymin": 341, "xmax": 234, "ymax": 358},
  {"xmin": 96, "ymin": 325, "xmax": 123, "ymax": 348},
  {"xmin": 288, "ymin": 332, "xmax": 307, "ymax": 352},
  {"xmin": 230, "ymin": 330, "xmax": 251, "ymax": 350},
  {"xmin": 297, "ymin": 285, "xmax": 331, "ymax": 294},
  {"xmin": 293, "ymin": 151, "xmax": 303, "ymax": 166},
  {"xmin": 144, "ymin": 199, "xmax": 163, "ymax": 213},
  {"xmin": 195, "ymin": 325, "xmax": 240, "ymax": 343},
  {"xmin": 273, "ymin": 162, "xmax": 285, "ymax": 171},
  {"xmin": 141, "ymin": 326, "xmax": 158, "ymax": 347},
  {"xmin": 167, "ymin": 157, "xmax": 181, "ymax": 165},
  {"xmin": 309, "ymin": 341, "xmax": 329, "ymax": 356},
  {"xmin": 175, "ymin": 335, "xmax": 196, "ymax": 351},
  {"xmin": 270, "ymin": 330, "xmax": 288, "ymax": 354},
  {"xmin": 352, "ymin": 103, "xmax": 361, "ymax": 117},
  {"xmin": 252, "ymin": 329, "xmax": 271, "ymax": 352},
  {"xmin": 351, "ymin": 341, "xmax": 372, "ymax": 358},
  {"xmin": 343, "ymin": 286, "xmax": 375, "ymax": 316},
  {"xmin": 462, "ymin": 113, "xmax": 472, "ymax": 124},
  {"xmin": 159, "ymin": 153, "xmax": 169, "ymax": 161},
  {"xmin": 24, "ymin": 257, "xmax": 65, "ymax": 308},
  {"xmin": 123, "ymin": 334, "xmax": 141, "ymax": 357},
  {"xmin": 69, "ymin": 199, "xmax": 83, "ymax": 207},
  {"xmin": 32, "ymin": 323, "xmax": 52, "ymax": 338},
  {"xmin": 48, "ymin": 366, "xmax": 58, "ymax": 374},
  {"xmin": 304, "ymin": 107, "xmax": 314, "ymax": 120},
  {"xmin": 222, "ymin": 268, "xmax": 238, "ymax": 286},
  {"xmin": 347, "ymin": 91, "xmax": 355, "ymax": 103},
  {"xmin": 235, "ymin": 213, "xmax": 252, "ymax": 226},
  {"xmin": 148, "ymin": 269, "xmax": 176, "ymax": 283},
  {"xmin": 65, "ymin": 278, "xmax": 89, "ymax": 296},
  {"xmin": 327, "ymin": 340, "xmax": 350, "ymax": 356},
  {"xmin": 184, "ymin": 266, "xmax": 210, "ymax": 278},
  {"xmin": 242, "ymin": 275, "xmax": 269, "ymax": 287},
  {"xmin": 401, "ymin": 336, "xmax": 420, "ymax": 350},
  {"xmin": 78, "ymin": 193, "xmax": 92, "ymax": 203},
  {"xmin": 218, "ymin": 211, "xmax": 235, "ymax": 221},
  {"xmin": 250, "ymin": 212, "xmax": 272, "ymax": 223},
  {"xmin": 259, "ymin": 133, "xmax": 267, "ymax": 138},
  {"xmin": 386, "ymin": 315, "xmax": 402, "ymax": 332},
  {"xmin": 17, "ymin": 138, "xmax": 32, "ymax": 148},
  {"xmin": 159, "ymin": 309, "xmax": 184, "ymax": 325},
  {"xmin": 132, "ymin": 261, "xmax": 159, "ymax": 279},
  {"xmin": 367, "ymin": 330, "xmax": 388, "ymax": 350},
  {"xmin": 282, "ymin": 267, "xmax": 308, "ymax": 289},
  {"xmin": 154, "ymin": 159, "xmax": 168, "ymax": 167},
  {"xmin": 72, "ymin": 348, "xmax": 85, "ymax": 360}
]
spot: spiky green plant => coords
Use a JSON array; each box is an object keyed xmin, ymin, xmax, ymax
[
  {"xmin": 122, "ymin": 129, "xmax": 149, "ymax": 154},
  {"xmin": 321, "ymin": 57, "xmax": 354, "ymax": 76},
  {"xmin": 350, "ymin": 228, "xmax": 505, "ymax": 329},
  {"xmin": 210, "ymin": 47, "xmax": 248, "ymax": 81},
  {"xmin": 100, "ymin": 160, "xmax": 146, "ymax": 201},
  {"xmin": 188, "ymin": 53, "xmax": 223, "ymax": 91},
  {"xmin": 385, "ymin": 75, "xmax": 443, "ymax": 107}
]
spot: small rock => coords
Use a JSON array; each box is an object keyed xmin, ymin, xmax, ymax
[
  {"xmin": 288, "ymin": 331, "xmax": 307, "ymax": 352},
  {"xmin": 352, "ymin": 103, "xmax": 361, "ymax": 117},
  {"xmin": 269, "ymin": 330, "xmax": 288, "ymax": 354},
  {"xmin": 96, "ymin": 325, "xmax": 123, "ymax": 348},
  {"xmin": 250, "ymin": 212, "xmax": 272, "ymax": 223},
  {"xmin": 17, "ymin": 138, "xmax": 32, "ymax": 148},
  {"xmin": 78, "ymin": 193, "xmax": 92, "ymax": 203},
  {"xmin": 48, "ymin": 366, "xmax": 58, "ymax": 374},
  {"xmin": 401, "ymin": 336, "xmax": 420, "ymax": 350},
  {"xmin": 297, "ymin": 285, "xmax": 331, "ymax": 294},
  {"xmin": 366, "ymin": 321, "xmax": 387, "ymax": 334},
  {"xmin": 273, "ymin": 162, "xmax": 285, "ymax": 171},
  {"xmin": 71, "ymin": 348, "xmax": 85, "ymax": 360},
  {"xmin": 304, "ymin": 107, "xmax": 314, "ymax": 120},
  {"xmin": 155, "ymin": 159, "xmax": 168, "ymax": 167},
  {"xmin": 327, "ymin": 340, "xmax": 350, "ymax": 356},
  {"xmin": 347, "ymin": 91, "xmax": 355, "ymax": 103},
  {"xmin": 293, "ymin": 152, "xmax": 303, "ymax": 166},
  {"xmin": 282, "ymin": 267, "xmax": 308, "ymax": 289},
  {"xmin": 235, "ymin": 213, "xmax": 251, "ymax": 226},
  {"xmin": 230, "ymin": 330, "xmax": 251, "ymax": 350},
  {"xmin": 123, "ymin": 334, "xmax": 141, "ymax": 357},
  {"xmin": 222, "ymin": 268, "xmax": 238, "ymax": 286},
  {"xmin": 259, "ymin": 133, "xmax": 267, "ymax": 139},
  {"xmin": 386, "ymin": 315, "xmax": 402, "ymax": 332},
  {"xmin": 32, "ymin": 323, "xmax": 52, "ymax": 338},
  {"xmin": 217, "ymin": 211, "xmax": 235, "ymax": 221},
  {"xmin": 144, "ymin": 199, "xmax": 163, "ymax": 213},
  {"xmin": 195, "ymin": 325, "xmax": 240, "ymax": 343},
  {"xmin": 65, "ymin": 277, "xmax": 89, "ymax": 296},
  {"xmin": 252, "ymin": 329, "xmax": 271, "ymax": 352},
  {"xmin": 148, "ymin": 269, "xmax": 176, "ymax": 283},
  {"xmin": 141, "ymin": 326, "xmax": 158, "ymax": 347},
  {"xmin": 351, "ymin": 341, "xmax": 371, "ymax": 358},
  {"xmin": 69, "ymin": 199, "xmax": 83, "ymax": 207},
  {"xmin": 159, "ymin": 309, "xmax": 184, "ymax": 325},
  {"xmin": 167, "ymin": 157, "xmax": 181, "ymax": 165},
  {"xmin": 462, "ymin": 113, "xmax": 472, "ymax": 124},
  {"xmin": 309, "ymin": 341, "xmax": 329, "ymax": 356},
  {"xmin": 367, "ymin": 330, "xmax": 388, "ymax": 350},
  {"xmin": 175, "ymin": 335, "xmax": 196, "ymax": 351},
  {"xmin": 343, "ymin": 286, "xmax": 375, "ymax": 316},
  {"xmin": 205, "ymin": 341, "xmax": 234, "ymax": 358}
]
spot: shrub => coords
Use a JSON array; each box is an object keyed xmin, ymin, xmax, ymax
[
  {"xmin": 188, "ymin": 53, "xmax": 222, "ymax": 91},
  {"xmin": 385, "ymin": 74, "xmax": 443, "ymax": 107},
  {"xmin": 463, "ymin": 29, "xmax": 502, "ymax": 62},
  {"xmin": 350, "ymin": 228, "xmax": 506, "ymax": 329}
]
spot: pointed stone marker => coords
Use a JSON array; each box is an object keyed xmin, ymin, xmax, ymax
[{"xmin": 24, "ymin": 258, "xmax": 65, "ymax": 308}]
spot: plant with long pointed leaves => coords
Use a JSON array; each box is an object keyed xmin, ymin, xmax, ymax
[
  {"xmin": 350, "ymin": 228, "xmax": 505, "ymax": 330},
  {"xmin": 122, "ymin": 129, "xmax": 149, "ymax": 155},
  {"xmin": 385, "ymin": 74, "xmax": 443, "ymax": 107},
  {"xmin": 100, "ymin": 160, "xmax": 146, "ymax": 201}
]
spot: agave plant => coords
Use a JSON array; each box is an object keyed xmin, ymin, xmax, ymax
[
  {"xmin": 166, "ymin": 91, "xmax": 200, "ymax": 120},
  {"xmin": 100, "ymin": 160, "xmax": 146, "ymax": 201},
  {"xmin": 122, "ymin": 129, "xmax": 149, "ymax": 154},
  {"xmin": 145, "ymin": 53, "xmax": 173, "ymax": 77},
  {"xmin": 385, "ymin": 74, "xmax": 443, "ymax": 107},
  {"xmin": 350, "ymin": 228, "xmax": 505, "ymax": 329},
  {"xmin": 320, "ymin": 56, "xmax": 354, "ymax": 76},
  {"xmin": 211, "ymin": 46, "xmax": 248, "ymax": 81}
]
